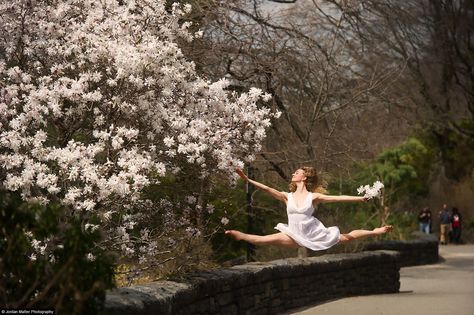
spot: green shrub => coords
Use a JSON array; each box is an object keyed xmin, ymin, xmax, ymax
[{"xmin": 0, "ymin": 190, "xmax": 115, "ymax": 314}]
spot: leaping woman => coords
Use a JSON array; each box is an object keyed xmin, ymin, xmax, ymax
[{"xmin": 225, "ymin": 167, "xmax": 392, "ymax": 250}]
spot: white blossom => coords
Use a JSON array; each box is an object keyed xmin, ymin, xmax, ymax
[
  {"xmin": 85, "ymin": 223, "xmax": 99, "ymax": 233},
  {"xmin": 206, "ymin": 204, "xmax": 215, "ymax": 214},
  {"xmin": 185, "ymin": 226, "xmax": 201, "ymax": 237},
  {"xmin": 357, "ymin": 181, "xmax": 384, "ymax": 199},
  {"xmin": 186, "ymin": 195, "xmax": 197, "ymax": 204},
  {"xmin": 221, "ymin": 217, "xmax": 230, "ymax": 226},
  {"xmin": 103, "ymin": 211, "xmax": 114, "ymax": 221},
  {"xmin": 86, "ymin": 253, "xmax": 96, "ymax": 262}
]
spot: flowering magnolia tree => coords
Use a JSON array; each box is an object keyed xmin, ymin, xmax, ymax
[{"xmin": 0, "ymin": 0, "xmax": 276, "ymax": 271}]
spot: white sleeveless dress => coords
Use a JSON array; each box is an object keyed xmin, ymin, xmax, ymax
[{"xmin": 274, "ymin": 192, "xmax": 340, "ymax": 251}]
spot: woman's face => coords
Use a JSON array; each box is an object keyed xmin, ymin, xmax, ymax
[{"xmin": 291, "ymin": 169, "xmax": 306, "ymax": 182}]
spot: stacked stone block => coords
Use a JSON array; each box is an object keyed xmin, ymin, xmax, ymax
[
  {"xmin": 105, "ymin": 250, "xmax": 400, "ymax": 315},
  {"xmin": 363, "ymin": 236, "xmax": 439, "ymax": 267}
]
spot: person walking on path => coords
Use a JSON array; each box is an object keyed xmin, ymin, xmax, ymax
[
  {"xmin": 225, "ymin": 167, "xmax": 392, "ymax": 250},
  {"xmin": 418, "ymin": 207, "xmax": 432, "ymax": 234},
  {"xmin": 451, "ymin": 207, "xmax": 463, "ymax": 244},
  {"xmin": 439, "ymin": 204, "xmax": 451, "ymax": 245}
]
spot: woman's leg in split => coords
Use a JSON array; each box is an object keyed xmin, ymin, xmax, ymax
[
  {"xmin": 225, "ymin": 230, "xmax": 300, "ymax": 248},
  {"xmin": 339, "ymin": 226, "xmax": 393, "ymax": 243}
]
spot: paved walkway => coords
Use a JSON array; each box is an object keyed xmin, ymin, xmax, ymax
[{"xmin": 287, "ymin": 245, "xmax": 474, "ymax": 315}]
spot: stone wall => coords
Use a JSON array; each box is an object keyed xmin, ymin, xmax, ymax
[
  {"xmin": 364, "ymin": 234, "xmax": 439, "ymax": 267},
  {"xmin": 104, "ymin": 250, "xmax": 400, "ymax": 315}
]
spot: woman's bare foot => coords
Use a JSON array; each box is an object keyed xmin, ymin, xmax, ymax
[
  {"xmin": 373, "ymin": 225, "xmax": 393, "ymax": 235},
  {"xmin": 225, "ymin": 230, "xmax": 245, "ymax": 241}
]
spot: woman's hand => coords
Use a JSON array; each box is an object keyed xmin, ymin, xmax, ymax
[
  {"xmin": 235, "ymin": 168, "xmax": 287, "ymax": 203},
  {"xmin": 236, "ymin": 168, "xmax": 249, "ymax": 181}
]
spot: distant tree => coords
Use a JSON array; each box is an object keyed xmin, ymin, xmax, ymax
[
  {"xmin": 183, "ymin": 0, "xmax": 404, "ymax": 181},
  {"xmin": 324, "ymin": 0, "xmax": 474, "ymax": 179},
  {"xmin": 339, "ymin": 137, "xmax": 435, "ymax": 228}
]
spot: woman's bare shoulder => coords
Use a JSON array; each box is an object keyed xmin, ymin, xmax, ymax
[{"xmin": 311, "ymin": 192, "xmax": 323, "ymax": 199}]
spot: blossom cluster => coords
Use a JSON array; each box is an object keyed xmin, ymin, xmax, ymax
[
  {"xmin": 99, "ymin": 196, "xmax": 226, "ymax": 266},
  {"xmin": 0, "ymin": 0, "xmax": 276, "ymax": 259},
  {"xmin": 357, "ymin": 181, "xmax": 384, "ymax": 199}
]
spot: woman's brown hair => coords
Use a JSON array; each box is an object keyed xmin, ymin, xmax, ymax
[{"xmin": 288, "ymin": 166, "xmax": 327, "ymax": 193}]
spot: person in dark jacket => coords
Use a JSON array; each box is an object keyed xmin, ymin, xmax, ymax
[{"xmin": 418, "ymin": 207, "xmax": 432, "ymax": 234}]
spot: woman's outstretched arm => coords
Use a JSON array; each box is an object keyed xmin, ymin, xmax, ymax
[
  {"xmin": 236, "ymin": 168, "xmax": 287, "ymax": 203},
  {"xmin": 312, "ymin": 192, "xmax": 366, "ymax": 204}
]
